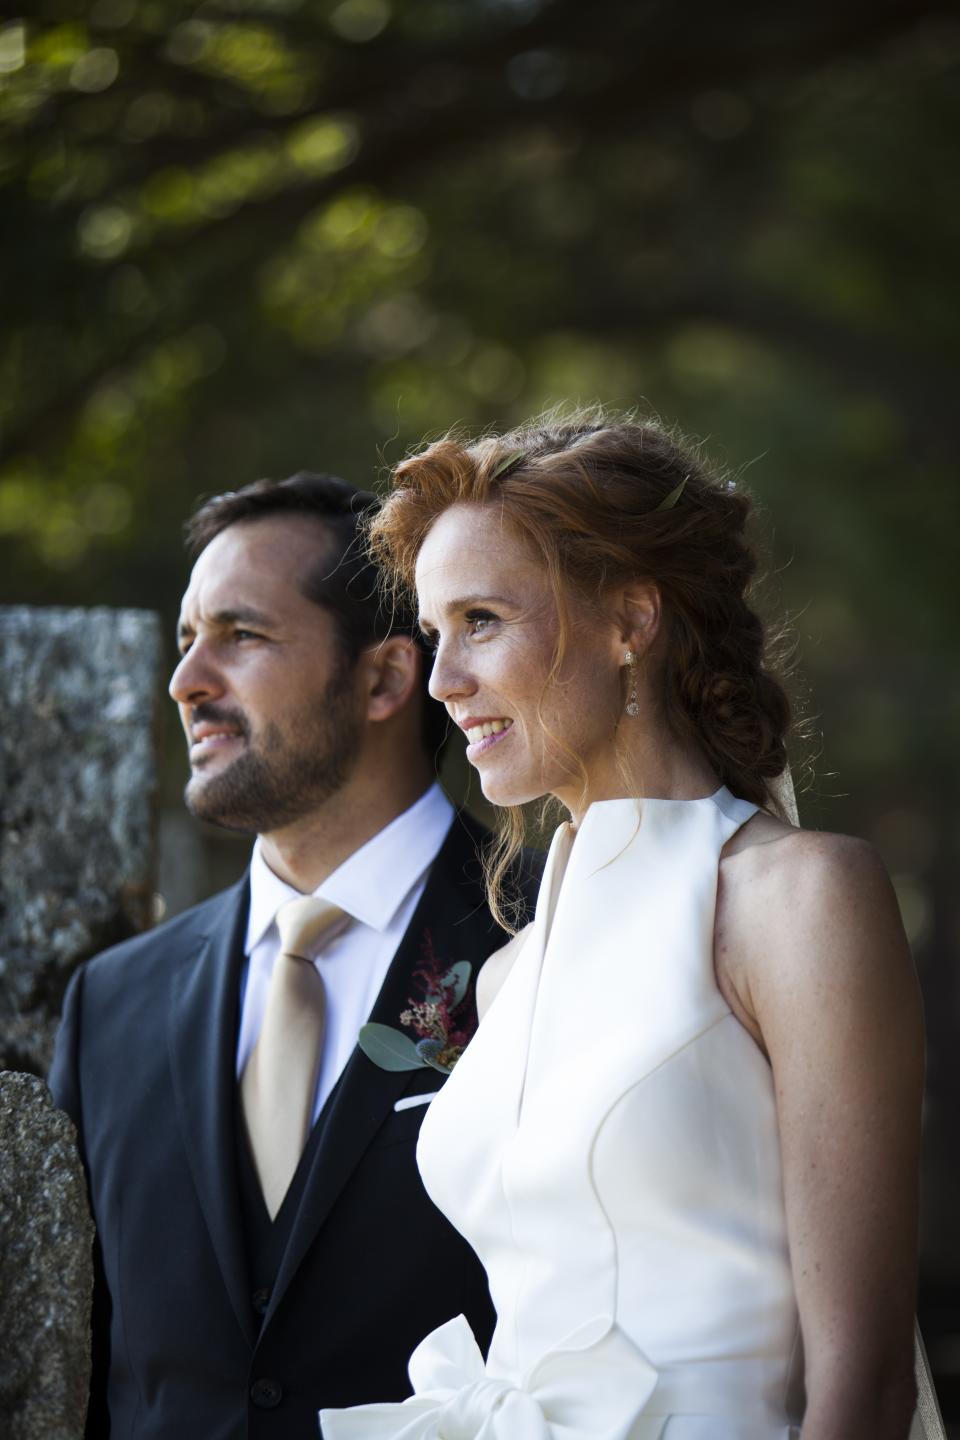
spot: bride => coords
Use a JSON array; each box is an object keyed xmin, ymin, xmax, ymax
[{"xmin": 321, "ymin": 410, "xmax": 923, "ymax": 1439}]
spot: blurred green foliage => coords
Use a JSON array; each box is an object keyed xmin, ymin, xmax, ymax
[
  {"xmin": 2, "ymin": 0, "xmax": 958, "ymax": 900},
  {"xmin": 2, "ymin": 0, "xmax": 960, "ymax": 1402},
  {"xmin": 2, "ymin": 5, "xmax": 957, "ymax": 860}
]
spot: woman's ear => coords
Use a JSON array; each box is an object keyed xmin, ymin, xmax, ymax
[
  {"xmin": 363, "ymin": 636, "xmax": 422, "ymax": 723},
  {"xmin": 617, "ymin": 580, "xmax": 662, "ymax": 657}
]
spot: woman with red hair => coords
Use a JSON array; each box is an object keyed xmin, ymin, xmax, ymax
[{"xmin": 321, "ymin": 409, "xmax": 923, "ymax": 1440}]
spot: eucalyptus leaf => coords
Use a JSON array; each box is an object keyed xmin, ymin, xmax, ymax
[
  {"xmin": 358, "ymin": 1023, "xmax": 425, "ymax": 1072},
  {"xmin": 443, "ymin": 961, "xmax": 471, "ymax": 1008}
]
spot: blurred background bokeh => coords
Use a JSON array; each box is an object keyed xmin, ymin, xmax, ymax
[{"xmin": 1, "ymin": 0, "xmax": 958, "ymax": 1422}]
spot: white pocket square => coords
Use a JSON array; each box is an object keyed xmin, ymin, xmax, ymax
[{"xmin": 394, "ymin": 1091, "xmax": 442, "ymax": 1113}]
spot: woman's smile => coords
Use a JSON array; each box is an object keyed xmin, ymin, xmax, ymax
[{"xmin": 462, "ymin": 716, "xmax": 514, "ymax": 758}]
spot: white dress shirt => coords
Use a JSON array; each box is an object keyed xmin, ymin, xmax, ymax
[{"xmin": 236, "ymin": 784, "xmax": 454, "ymax": 1124}]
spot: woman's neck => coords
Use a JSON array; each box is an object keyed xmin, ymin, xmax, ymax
[{"xmin": 556, "ymin": 723, "xmax": 719, "ymax": 825}]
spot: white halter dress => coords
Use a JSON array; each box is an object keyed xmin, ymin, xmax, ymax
[{"xmin": 321, "ymin": 788, "xmax": 804, "ymax": 1439}]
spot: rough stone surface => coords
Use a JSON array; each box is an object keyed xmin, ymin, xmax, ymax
[
  {"xmin": 0, "ymin": 606, "xmax": 163, "ymax": 1074},
  {"xmin": 0, "ymin": 1071, "xmax": 94, "ymax": 1439}
]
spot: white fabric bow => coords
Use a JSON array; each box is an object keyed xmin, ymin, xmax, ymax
[{"xmin": 320, "ymin": 1312, "xmax": 658, "ymax": 1440}]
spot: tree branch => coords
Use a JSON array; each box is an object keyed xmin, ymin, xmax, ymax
[{"xmin": 0, "ymin": 0, "xmax": 954, "ymax": 466}]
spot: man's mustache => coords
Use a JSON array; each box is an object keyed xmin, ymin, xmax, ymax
[{"xmin": 188, "ymin": 702, "xmax": 251, "ymax": 741}]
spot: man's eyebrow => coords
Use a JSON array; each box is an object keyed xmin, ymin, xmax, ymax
[{"xmin": 176, "ymin": 605, "xmax": 275, "ymax": 640}]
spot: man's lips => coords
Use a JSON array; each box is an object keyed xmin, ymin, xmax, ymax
[
  {"xmin": 189, "ymin": 730, "xmax": 243, "ymax": 762},
  {"xmin": 191, "ymin": 722, "xmax": 243, "ymax": 742},
  {"xmin": 187, "ymin": 716, "xmax": 246, "ymax": 762}
]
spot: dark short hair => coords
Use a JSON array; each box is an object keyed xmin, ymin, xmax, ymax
[{"xmin": 185, "ymin": 472, "xmax": 448, "ymax": 761}]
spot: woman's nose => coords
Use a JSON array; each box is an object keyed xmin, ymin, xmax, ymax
[{"xmin": 428, "ymin": 641, "xmax": 475, "ymax": 705}]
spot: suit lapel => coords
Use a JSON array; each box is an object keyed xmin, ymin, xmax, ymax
[
  {"xmin": 266, "ymin": 813, "xmax": 501, "ymax": 1324},
  {"xmin": 167, "ymin": 877, "xmax": 257, "ymax": 1349}
]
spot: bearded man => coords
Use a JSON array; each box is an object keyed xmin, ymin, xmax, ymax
[{"xmin": 49, "ymin": 473, "xmax": 532, "ymax": 1439}]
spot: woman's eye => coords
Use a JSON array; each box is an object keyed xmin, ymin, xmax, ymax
[{"xmin": 465, "ymin": 611, "xmax": 497, "ymax": 637}]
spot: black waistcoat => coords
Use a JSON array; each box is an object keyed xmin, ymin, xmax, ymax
[{"xmin": 236, "ymin": 1095, "xmax": 334, "ymax": 1328}]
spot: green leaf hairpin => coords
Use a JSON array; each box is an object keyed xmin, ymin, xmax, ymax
[
  {"xmin": 490, "ymin": 449, "xmax": 527, "ymax": 480},
  {"xmin": 653, "ymin": 475, "xmax": 688, "ymax": 511}
]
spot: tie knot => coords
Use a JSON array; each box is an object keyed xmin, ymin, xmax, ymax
[{"xmin": 275, "ymin": 896, "xmax": 348, "ymax": 960}]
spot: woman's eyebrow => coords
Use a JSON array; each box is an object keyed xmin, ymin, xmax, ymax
[{"xmin": 416, "ymin": 594, "xmax": 514, "ymax": 628}]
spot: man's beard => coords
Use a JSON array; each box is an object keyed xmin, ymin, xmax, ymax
[{"xmin": 183, "ymin": 665, "xmax": 363, "ymax": 834}]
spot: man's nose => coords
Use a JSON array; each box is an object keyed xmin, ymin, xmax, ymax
[{"xmin": 168, "ymin": 644, "xmax": 223, "ymax": 707}]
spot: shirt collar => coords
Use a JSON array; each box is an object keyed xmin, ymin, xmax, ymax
[{"xmin": 245, "ymin": 783, "xmax": 454, "ymax": 954}]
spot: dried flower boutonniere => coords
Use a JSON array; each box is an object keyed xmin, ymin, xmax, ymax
[{"xmin": 359, "ymin": 933, "xmax": 476, "ymax": 1075}]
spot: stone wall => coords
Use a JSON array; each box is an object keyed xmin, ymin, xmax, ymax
[
  {"xmin": 0, "ymin": 605, "xmax": 163, "ymax": 1073},
  {"xmin": 0, "ymin": 1072, "xmax": 94, "ymax": 1439}
]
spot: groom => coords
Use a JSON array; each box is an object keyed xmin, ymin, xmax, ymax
[{"xmin": 49, "ymin": 473, "xmax": 531, "ymax": 1439}]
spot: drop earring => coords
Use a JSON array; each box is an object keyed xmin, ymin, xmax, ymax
[{"xmin": 623, "ymin": 650, "xmax": 639, "ymax": 717}]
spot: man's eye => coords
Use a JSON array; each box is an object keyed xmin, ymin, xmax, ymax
[{"xmin": 234, "ymin": 629, "xmax": 261, "ymax": 641}]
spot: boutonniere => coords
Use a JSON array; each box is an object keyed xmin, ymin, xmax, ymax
[{"xmin": 359, "ymin": 932, "xmax": 477, "ymax": 1075}]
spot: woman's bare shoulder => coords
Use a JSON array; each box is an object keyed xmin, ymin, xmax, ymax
[
  {"xmin": 722, "ymin": 811, "xmax": 888, "ymax": 901},
  {"xmin": 477, "ymin": 923, "xmax": 534, "ymax": 1020},
  {"xmin": 716, "ymin": 814, "xmax": 909, "ymax": 1044}
]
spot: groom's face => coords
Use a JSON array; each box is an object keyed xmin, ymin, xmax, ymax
[{"xmin": 169, "ymin": 514, "xmax": 366, "ymax": 834}]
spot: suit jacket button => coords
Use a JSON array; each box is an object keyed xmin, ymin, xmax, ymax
[
  {"xmin": 251, "ymin": 1287, "xmax": 270, "ymax": 1316},
  {"xmin": 250, "ymin": 1378, "xmax": 283, "ymax": 1409}
]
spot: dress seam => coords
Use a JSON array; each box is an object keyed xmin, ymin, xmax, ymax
[{"xmin": 586, "ymin": 1006, "xmax": 735, "ymax": 1331}]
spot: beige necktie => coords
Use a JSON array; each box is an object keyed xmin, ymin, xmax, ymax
[{"xmin": 241, "ymin": 896, "xmax": 348, "ymax": 1220}]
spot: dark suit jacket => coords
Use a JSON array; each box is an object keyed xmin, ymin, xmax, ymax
[{"xmin": 49, "ymin": 812, "xmax": 534, "ymax": 1439}]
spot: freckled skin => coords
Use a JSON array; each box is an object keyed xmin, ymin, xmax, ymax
[{"xmin": 416, "ymin": 504, "xmax": 624, "ymax": 813}]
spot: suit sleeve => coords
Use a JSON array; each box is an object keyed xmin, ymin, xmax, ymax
[
  {"xmin": 48, "ymin": 964, "xmax": 83, "ymax": 1123},
  {"xmin": 48, "ymin": 964, "xmax": 114, "ymax": 1440}
]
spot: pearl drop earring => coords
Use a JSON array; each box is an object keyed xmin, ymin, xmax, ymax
[{"xmin": 623, "ymin": 650, "xmax": 639, "ymax": 718}]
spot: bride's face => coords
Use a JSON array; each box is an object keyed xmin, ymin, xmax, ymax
[{"xmin": 415, "ymin": 502, "xmax": 624, "ymax": 813}]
